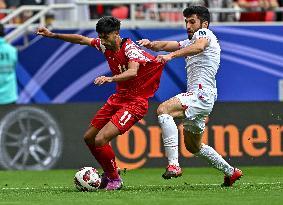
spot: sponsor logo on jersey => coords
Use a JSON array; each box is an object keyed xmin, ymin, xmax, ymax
[{"xmin": 199, "ymin": 30, "xmax": 206, "ymax": 36}]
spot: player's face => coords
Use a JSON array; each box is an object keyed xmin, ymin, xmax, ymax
[
  {"xmin": 185, "ymin": 14, "xmax": 203, "ymax": 40},
  {"xmin": 99, "ymin": 32, "xmax": 120, "ymax": 51}
]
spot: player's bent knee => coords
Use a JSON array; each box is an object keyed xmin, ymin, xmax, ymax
[
  {"xmin": 94, "ymin": 138, "xmax": 107, "ymax": 147},
  {"xmin": 83, "ymin": 126, "xmax": 100, "ymax": 145},
  {"xmin": 157, "ymin": 103, "xmax": 169, "ymax": 115},
  {"xmin": 94, "ymin": 135, "xmax": 108, "ymax": 147},
  {"xmin": 84, "ymin": 132, "xmax": 94, "ymax": 144}
]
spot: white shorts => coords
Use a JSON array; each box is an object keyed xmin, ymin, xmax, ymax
[{"xmin": 176, "ymin": 88, "xmax": 217, "ymax": 134}]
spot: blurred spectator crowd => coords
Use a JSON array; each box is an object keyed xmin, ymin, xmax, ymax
[{"xmin": 0, "ymin": 0, "xmax": 282, "ymax": 22}]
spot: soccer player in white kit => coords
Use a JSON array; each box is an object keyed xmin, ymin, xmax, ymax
[{"xmin": 138, "ymin": 6, "xmax": 243, "ymax": 186}]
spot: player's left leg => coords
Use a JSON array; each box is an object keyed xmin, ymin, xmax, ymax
[
  {"xmin": 183, "ymin": 125, "xmax": 243, "ymax": 186},
  {"xmin": 83, "ymin": 100, "xmax": 122, "ymax": 190},
  {"xmin": 94, "ymin": 121, "xmax": 124, "ymax": 190},
  {"xmin": 84, "ymin": 123, "xmax": 122, "ymax": 189},
  {"xmin": 96, "ymin": 106, "xmax": 146, "ymax": 190}
]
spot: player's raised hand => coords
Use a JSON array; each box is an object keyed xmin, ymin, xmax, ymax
[
  {"xmin": 137, "ymin": 39, "xmax": 153, "ymax": 49},
  {"xmin": 94, "ymin": 76, "xmax": 113, "ymax": 85},
  {"xmin": 36, "ymin": 27, "xmax": 54, "ymax": 38},
  {"xmin": 156, "ymin": 54, "xmax": 172, "ymax": 63}
]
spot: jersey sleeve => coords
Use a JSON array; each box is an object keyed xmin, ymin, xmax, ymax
[
  {"xmin": 178, "ymin": 39, "xmax": 190, "ymax": 49},
  {"xmin": 125, "ymin": 40, "xmax": 153, "ymax": 64},
  {"xmin": 194, "ymin": 28, "xmax": 211, "ymax": 43},
  {"xmin": 90, "ymin": 38, "xmax": 106, "ymax": 53}
]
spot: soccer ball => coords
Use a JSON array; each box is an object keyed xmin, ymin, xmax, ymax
[{"xmin": 74, "ymin": 167, "xmax": 101, "ymax": 191}]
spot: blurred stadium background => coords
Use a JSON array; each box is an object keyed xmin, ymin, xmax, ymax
[{"xmin": 0, "ymin": 0, "xmax": 282, "ymax": 174}]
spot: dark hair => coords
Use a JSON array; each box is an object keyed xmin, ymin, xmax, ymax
[
  {"xmin": 183, "ymin": 6, "xmax": 210, "ymax": 26},
  {"xmin": 0, "ymin": 23, "xmax": 4, "ymax": 37},
  {"xmin": 96, "ymin": 16, "xmax": 121, "ymax": 35}
]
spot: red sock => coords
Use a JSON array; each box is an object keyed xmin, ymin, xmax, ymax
[{"xmin": 87, "ymin": 143, "xmax": 119, "ymax": 179}]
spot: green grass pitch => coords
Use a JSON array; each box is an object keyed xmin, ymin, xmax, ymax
[{"xmin": 0, "ymin": 167, "xmax": 283, "ymax": 205}]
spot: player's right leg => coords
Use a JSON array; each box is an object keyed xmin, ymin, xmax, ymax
[{"xmin": 157, "ymin": 96, "xmax": 185, "ymax": 179}]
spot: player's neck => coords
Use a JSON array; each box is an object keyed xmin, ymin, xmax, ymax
[{"xmin": 113, "ymin": 36, "xmax": 122, "ymax": 52}]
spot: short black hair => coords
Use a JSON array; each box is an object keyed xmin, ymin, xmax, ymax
[
  {"xmin": 183, "ymin": 6, "xmax": 210, "ymax": 26},
  {"xmin": 96, "ymin": 16, "xmax": 121, "ymax": 35},
  {"xmin": 0, "ymin": 23, "xmax": 4, "ymax": 37}
]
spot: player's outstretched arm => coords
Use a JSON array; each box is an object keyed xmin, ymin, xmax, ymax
[
  {"xmin": 36, "ymin": 27, "xmax": 93, "ymax": 46},
  {"xmin": 156, "ymin": 38, "xmax": 208, "ymax": 63},
  {"xmin": 94, "ymin": 61, "xmax": 140, "ymax": 85},
  {"xmin": 137, "ymin": 39, "xmax": 179, "ymax": 52}
]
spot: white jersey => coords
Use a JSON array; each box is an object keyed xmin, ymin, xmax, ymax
[{"xmin": 179, "ymin": 28, "xmax": 221, "ymax": 92}]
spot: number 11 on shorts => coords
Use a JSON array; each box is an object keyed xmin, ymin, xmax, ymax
[{"xmin": 119, "ymin": 111, "xmax": 132, "ymax": 126}]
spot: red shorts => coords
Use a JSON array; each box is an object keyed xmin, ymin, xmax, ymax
[{"xmin": 91, "ymin": 94, "xmax": 148, "ymax": 134}]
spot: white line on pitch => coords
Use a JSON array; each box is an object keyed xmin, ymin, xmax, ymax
[
  {"xmin": 1, "ymin": 182, "xmax": 282, "ymax": 190},
  {"xmin": 128, "ymin": 182, "xmax": 282, "ymax": 187}
]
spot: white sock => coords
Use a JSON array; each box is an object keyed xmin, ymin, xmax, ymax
[
  {"xmin": 195, "ymin": 144, "xmax": 234, "ymax": 176},
  {"xmin": 158, "ymin": 114, "xmax": 179, "ymax": 166}
]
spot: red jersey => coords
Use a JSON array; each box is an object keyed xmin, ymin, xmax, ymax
[{"xmin": 91, "ymin": 38, "xmax": 164, "ymax": 98}]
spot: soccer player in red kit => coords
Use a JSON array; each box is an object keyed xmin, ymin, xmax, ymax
[{"xmin": 36, "ymin": 16, "xmax": 165, "ymax": 190}]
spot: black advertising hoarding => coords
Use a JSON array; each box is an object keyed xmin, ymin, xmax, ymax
[{"xmin": 0, "ymin": 102, "xmax": 282, "ymax": 170}]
